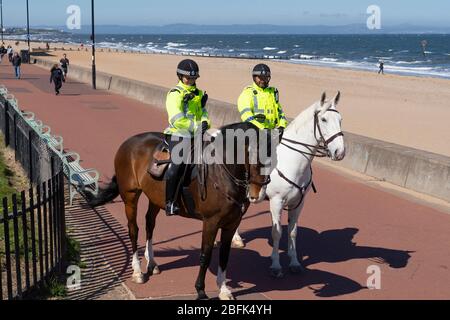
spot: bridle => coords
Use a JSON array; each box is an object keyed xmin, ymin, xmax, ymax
[
  {"xmin": 210, "ymin": 140, "xmax": 271, "ymax": 212},
  {"xmin": 281, "ymin": 109, "xmax": 344, "ymax": 158},
  {"xmin": 276, "ymin": 108, "xmax": 344, "ymax": 210}
]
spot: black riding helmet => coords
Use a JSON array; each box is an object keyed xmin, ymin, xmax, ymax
[
  {"xmin": 252, "ymin": 64, "xmax": 271, "ymax": 77},
  {"xmin": 177, "ymin": 59, "xmax": 200, "ymax": 79}
]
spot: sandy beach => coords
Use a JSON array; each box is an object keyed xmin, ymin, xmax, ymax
[{"xmin": 4, "ymin": 40, "xmax": 450, "ymax": 157}]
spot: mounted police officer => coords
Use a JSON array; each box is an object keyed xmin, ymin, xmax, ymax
[
  {"xmin": 164, "ymin": 59, "xmax": 210, "ymax": 216},
  {"xmin": 237, "ymin": 64, "xmax": 288, "ymax": 137}
]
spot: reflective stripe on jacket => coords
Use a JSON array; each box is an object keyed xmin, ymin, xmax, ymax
[
  {"xmin": 237, "ymin": 82, "xmax": 288, "ymax": 129},
  {"xmin": 164, "ymin": 81, "xmax": 210, "ymax": 137}
]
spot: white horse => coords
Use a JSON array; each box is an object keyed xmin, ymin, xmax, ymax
[{"xmin": 233, "ymin": 91, "xmax": 346, "ymax": 278}]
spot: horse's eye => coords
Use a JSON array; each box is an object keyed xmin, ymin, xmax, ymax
[{"xmin": 321, "ymin": 118, "xmax": 327, "ymax": 122}]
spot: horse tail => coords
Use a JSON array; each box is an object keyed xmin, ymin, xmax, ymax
[{"xmin": 85, "ymin": 176, "xmax": 119, "ymax": 207}]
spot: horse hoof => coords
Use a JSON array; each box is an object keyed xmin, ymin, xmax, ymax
[
  {"xmin": 270, "ymin": 268, "xmax": 284, "ymax": 279},
  {"xmin": 132, "ymin": 273, "xmax": 145, "ymax": 284},
  {"xmin": 289, "ymin": 265, "xmax": 306, "ymax": 274},
  {"xmin": 231, "ymin": 239, "xmax": 245, "ymax": 249},
  {"xmin": 219, "ymin": 292, "xmax": 235, "ymax": 300},
  {"xmin": 148, "ymin": 264, "xmax": 161, "ymax": 276},
  {"xmin": 196, "ymin": 292, "xmax": 209, "ymax": 300}
]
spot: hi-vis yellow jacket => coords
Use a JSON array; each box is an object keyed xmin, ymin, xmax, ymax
[
  {"xmin": 164, "ymin": 81, "xmax": 211, "ymax": 137},
  {"xmin": 237, "ymin": 83, "xmax": 288, "ymax": 130}
]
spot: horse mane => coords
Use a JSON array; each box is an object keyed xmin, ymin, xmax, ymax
[{"xmin": 288, "ymin": 101, "xmax": 320, "ymax": 134}]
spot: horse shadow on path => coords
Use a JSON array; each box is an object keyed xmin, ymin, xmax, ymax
[{"xmin": 152, "ymin": 224, "xmax": 413, "ymax": 298}]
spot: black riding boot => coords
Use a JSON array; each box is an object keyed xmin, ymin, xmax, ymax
[{"xmin": 165, "ymin": 164, "xmax": 182, "ymax": 216}]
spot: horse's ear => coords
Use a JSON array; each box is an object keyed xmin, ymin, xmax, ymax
[
  {"xmin": 320, "ymin": 92, "xmax": 327, "ymax": 107},
  {"xmin": 333, "ymin": 91, "xmax": 341, "ymax": 107}
]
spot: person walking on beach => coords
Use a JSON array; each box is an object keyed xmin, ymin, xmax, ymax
[
  {"xmin": 12, "ymin": 52, "xmax": 22, "ymax": 79},
  {"xmin": 378, "ymin": 61, "xmax": 385, "ymax": 75},
  {"xmin": 60, "ymin": 54, "xmax": 70, "ymax": 78},
  {"xmin": 163, "ymin": 59, "xmax": 210, "ymax": 216},
  {"xmin": 237, "ymin": 64, "xmax": 288, "ymax": 139},
  {"xmin": 50, "ymin": 64, "xmax": 65, "ymax": 95}
]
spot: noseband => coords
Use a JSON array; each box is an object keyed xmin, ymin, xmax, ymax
[
  {"xmin": 314, "ymin": 109, "xmax": 344, "ymax": 154},
  {"xmin": 281, "ymin": 109, "xmax": 344, "ymax": 158}
]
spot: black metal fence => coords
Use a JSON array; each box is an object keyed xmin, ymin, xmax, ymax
[
  {"xmin": 0, "ymin": 94, "xmax": 66, "ymax": 300},
  {"xmin": 1, "ymin": 172, "xmax": 66, "ymax": 300},
  {"xmin": 0, "ymin": 95, "xmax": 62, "ymax": 185}
]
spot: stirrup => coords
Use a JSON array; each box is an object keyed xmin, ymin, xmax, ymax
[{"xmin": 165, "ymin": 202, "xmax": 180, "ymax": 216}]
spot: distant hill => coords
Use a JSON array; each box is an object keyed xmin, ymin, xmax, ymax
[{"xmin": 17, "ymin": 24, "xmax": 450, "ymax": 35}]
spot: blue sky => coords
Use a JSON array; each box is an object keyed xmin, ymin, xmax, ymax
[{"xmin": 3, "ymin": 0, "xmax": 450, "ymax": 27}]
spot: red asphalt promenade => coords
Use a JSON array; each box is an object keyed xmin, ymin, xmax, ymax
[{"xmin": 1, "ymin": 61, "xmax": 450, "ymax": 300}]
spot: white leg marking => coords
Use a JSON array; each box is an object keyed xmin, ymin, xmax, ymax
[
  {"xmin": 145, "ymin": 239, "xmax": 160, "ymax": 275},
  {"xmin": 217, "ymin": 267, "xmax": 234, "ymax": 300},
  {"xmin": 131, "ymin": 251, "xmax": 144, "ymax": 284},
  {"xmin": 232, "ymin": 229, "xmax": 245, "ymax": 248}
]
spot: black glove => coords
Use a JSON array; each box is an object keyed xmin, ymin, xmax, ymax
[
  {"xmin": 201, "ymin": 92, "xmax": 208, "ymax": 108},
  {"xmin": 201, "ymin": 121, "xmax": 209, "ymax": 135},
  {"xmin": 278, "ymin": 127, "xmax": 284, "ymax": 141},
  {"xmin": 254, "ymin": 114, "xmax": 266, "ymax": 124}
]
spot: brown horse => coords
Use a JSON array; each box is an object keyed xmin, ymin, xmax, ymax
[{"xmin": 86, "ymin": 122, "xmax": 273, "ymax": 300}]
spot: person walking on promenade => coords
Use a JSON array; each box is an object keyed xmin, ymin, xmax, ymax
[
  {"xmin": 12, "ymin": 52, "xmax": 22, "ymax": 79},
  {"xmin": 50, "ymin": 64, "xmax": 65, "ymax": 95},
  {"xmin": 0, "ymin": 44, "xmax": 5, "ymax": 62},
  {"xmin": 378, "ymin": 61, "xmax": 385, "ymax": 75},
  {"xmin": 60, "ymin": 53, "xmax": 70, "ymax": 78},
  {"xmin": 237, "ymin": 63, "xmax": 288, "ymax": 140},
  {"xmin": 7, "ymin": 45, "xmax": 13, "ymax": 62},
  {"xmin": 163, "ymin": 59, "xmax": 210, "ymax": 216}
]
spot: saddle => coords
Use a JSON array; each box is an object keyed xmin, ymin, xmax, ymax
[{"xmin": 148, "ymin": 141, "xmax": 171, "ymax": 179}]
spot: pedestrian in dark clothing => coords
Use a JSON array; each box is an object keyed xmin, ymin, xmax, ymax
[
  {"xmin": 12, "ymin": 52, "xmax": 22, "ymax": 79},
  {"xmin": 50, "ymin": 64, "xmax": 65, "ymax": 95},
  {"xmin": 0, "ymin": 45, "xmax": 5, "ymax": 61},
  {"xmin": 378, "ymin": 61, "xmax": 385, "ymax": 75},
  {"xmin": 60, "ymin": 54, "xmax": 70, "ymax": 78}
]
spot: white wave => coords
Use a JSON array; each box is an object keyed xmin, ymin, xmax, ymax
[
  {"xmin": 228, "ymin": 49, "xmax": 235, "ymax": 52},
  {"xmin": 289, "ymin": 57, "xmax": 450, "ymax": 79},
  {"xmin": 299, "ymin": 54, "xmax": 315, "ymax": 59},
  {"xmin": 277, "ymin": 51, "xmax": 287, "ymax": 54},
  {"xmin": 321, "ymin": 58, "xmax": 338, "ymax": 62},
  {"xmin": 424, "ymin": 51, "xmax": 432, "ymax": 54},
  {"xmin": 395, "ymin": 60, "xmax": 424, "ymax": 65},
  {"xmin": 245, "ymin": 41, "xmax": 251, "ymax": 44},
  {"xmin": 166, "ymin": 42, "xmax": 187, "ymax": 47},
  {"xmin": 263, "ymin": 47, "xmax": 277, "ymax": 51}
]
